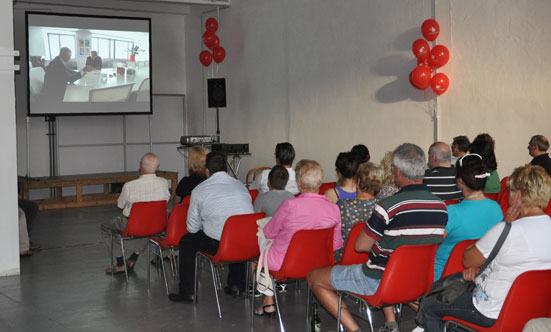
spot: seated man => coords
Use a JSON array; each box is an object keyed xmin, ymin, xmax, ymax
[
  {"xmin": 528, "ymin": 135, "xmax": 551, "ymax": 175},
  {"xmin": 307, "ymin": 143, "xmax": 448, "ymax": 332},
  {"xmin": 423, "ymin": 141, "xmax": 463, "ymax": 201},
  {"xmin": 101, "ymin": 153, "xmax": 170, "ymax": 274},
  {"xmin": 169, "ymin": 151, "xmax": 254, "ymax": 302},
  {"xmin": 253, "ymin": 165, "xmax": 294, "ymax": 217},
  {"xmin": 451, "ymin": 135, "xmax": 470, "ymax": 166},
  {"xmin": 85, "ymin": 51, "xmax": 102, "ymax": 71},
  {"xmin": 250, "ymin": 142, "xmax": 300, "ymax": 195}
]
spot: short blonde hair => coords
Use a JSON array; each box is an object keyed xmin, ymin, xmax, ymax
[
  {"xmin": 188, "ymin": 145, "xmax": 207, "ymax": 177},
  {"xmin": 295, "ymin": 159, "xmax": 323, "ymax": 192},
  {"xmin": 380, "ymin": 151, "xmax": 396, "ymax": 186},
  {"xmin": 508, "ymin": 164, "xmax": 551, "ymax": 209},
  {"xmin": 356, "ymin": 162, "xmax": 383, "ymax": 195}
]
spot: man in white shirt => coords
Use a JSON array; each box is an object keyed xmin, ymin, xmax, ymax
[
  {"xmin": 101, "ymin": 153, "xmax": 170, "ymax": 274},
  {"xmin": 169, "ymin": 151, "xmax": 254, "ymax": 302},
  {"xmin": 250, "ymin": 142, "xmax": 300, "ymax": 195}
]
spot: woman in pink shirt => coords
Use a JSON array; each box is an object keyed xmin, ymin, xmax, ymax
[{"xmin": 255, "ymin": 159, "xmax": 343, "ymax": 317}]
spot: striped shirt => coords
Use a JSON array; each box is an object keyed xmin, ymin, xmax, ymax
[
  {"xmin": 423, "ymin": 166, "xmax": 463, "ymax": 201},
  {"xmin": 362, "ymin": 184, "xmax": 447, "ymax": 279}
]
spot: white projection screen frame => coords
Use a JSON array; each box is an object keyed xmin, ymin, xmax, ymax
[{"xmin": 26, "ymin": 12, "xmax": 152, "ymax": 116}]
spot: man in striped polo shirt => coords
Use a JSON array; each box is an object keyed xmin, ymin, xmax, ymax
[
  {"xmin": 308, "ymin": 143, "xmax": 448, "ymax": 332},
  {"xmin": 423, "ymin": 141, "xmax": 463, "ymax": 201}
]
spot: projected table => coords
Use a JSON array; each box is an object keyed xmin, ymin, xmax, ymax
[{"xmin": 63, "ymin": 67, "xmax": 149, "ymax": 102}]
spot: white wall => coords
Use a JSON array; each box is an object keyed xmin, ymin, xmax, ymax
[
  {"xmin": 0, "ymin": 1, "xmax": 20, "ymax": 276},
  {"xmin": 186, "ymin": 0, "xmax": 551, "ymax": 182}
]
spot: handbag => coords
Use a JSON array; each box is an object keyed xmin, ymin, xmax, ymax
[{"xmin": 256, "ymin": 217, "xmax": 274, "ymax": 296}]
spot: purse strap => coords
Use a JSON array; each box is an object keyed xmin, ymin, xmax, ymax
[{"xmin": 476, "ymin": 221, "xmax": 511, "ymax": 275}]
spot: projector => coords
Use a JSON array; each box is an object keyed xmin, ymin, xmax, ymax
[{"xmin": 180, "ymin": 135, "xmax": 217, "ymax": 145}]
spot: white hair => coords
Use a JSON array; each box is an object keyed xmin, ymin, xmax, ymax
[
  {"xmin": 393, "ymin": 143, "xmax": 426, "ymax": 181},
  {"xmin": 140, "ymin": 153, "xmax": 159, "ymax": 173}
]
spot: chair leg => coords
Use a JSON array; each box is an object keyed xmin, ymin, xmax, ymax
[
  {"xmin": 273, "ymin": 279, "xmax": 285, "ymax": 332},
  {"xmin": 337, "ymin": 292, "xmax": 343, "ymax": 332},
  {"xmin": 159, "ymin": 246, "xmax": 169, "ymax": 294},
  {"xmin": 306, "ymin": 287, "xmax": 312, "ymax": 323},
  {"xmin": 147, "ymin": 241, "xmax": 151, "ymax": 292},
  {"xmin": 194, "ymin": 254, "xmax": 200, "ymax": 305},
  {"xmin": 395, "ymin": 303, "xmax": 402, "ymax": 326},
  {"xmin": 250, "ymin": 266, "xmax": 256, "ymax": 332},
  {"xmin": 109, "ymin": 233, "xmax": 115, "ymax": 275},
  {"xmin": 210, "ymin": 261, "xmax": 222, "ymax": 318},
  {"xmin": 120, "ymin": 238, "xmax": 128, "ymax": 283},
  {"xmin": 365, "ymin": 304, "xmax": 375, "ymax": 332}
]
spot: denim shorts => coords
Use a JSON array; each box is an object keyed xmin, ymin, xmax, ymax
[{"xmin": 330, "ymin": 264, "xmax": 381, "ymax": 295}]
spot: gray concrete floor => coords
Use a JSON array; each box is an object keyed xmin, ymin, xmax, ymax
[{"xmin": 0, "ymin": 205, "xmax": 418, "ymax": 332}]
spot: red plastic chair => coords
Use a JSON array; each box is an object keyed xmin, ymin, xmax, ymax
[
  {"xmin": 251, "ymin": 227, "xmax": 336, "ymax": 332},
  {"xmin": 249, "ymin": 189, "xmax": 259, "ymax": 205},
  {"xmin": 149, "ymin": 203, "xmax": 190, "ymax": 294},
  {"xmin": 194, "ymin": 212, "xmax": 266, "ymax": 318},
  {"xmin": 336, "ymin": 244, "xmax": 438, "ymax": 332},
  {"xmin": 496, "ymin": 176, "xmax": 510, "ymax": 215},
  {"xmin": 485, "ymin": 193, "xmax": 499, "ymax": 201},
  {"xmin": 319, "ymin": 182, "xmax": 337, "ymax": 195},
  {"xmin": 443, "ymin": 269, "xmax": 551, "ymax": 332},
  {"xmin": 445, "ymin": 200, "xmax": 460, "ymax": 206},
  {"xmin": 111, "ymin": 200, "xmax": 168, "ymax": 283},
  {"xmin": 440, "ymin": 239, "xmax": 477, "ymax": 278},
  {"xmin": 337, "ymin": 223, "xmax": 370, "ymax": 266},
  {"xmin": 181, "ymin": 195, "xmax": 191, "ymax": 207}
]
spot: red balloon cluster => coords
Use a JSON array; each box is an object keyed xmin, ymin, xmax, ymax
[
  {"xmin": 409, "ymin": 19, "xmax": 450, "ymax": 95},
  {"xmin": 199, "ymin": 17, "xmax": 227, "ymax": 67}
]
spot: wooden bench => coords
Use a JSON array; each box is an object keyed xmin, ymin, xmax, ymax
[{"xmin": 18, "ymin": 171, "xmax": 178, "ymax": 210}]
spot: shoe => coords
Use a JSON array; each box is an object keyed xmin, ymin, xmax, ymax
[
  {"xmin": 378, "ymin": 322, "xmax": 400, "ymax": 332},
  {"xmin": 126, "ymin": 259, "xmax": 137, "ymax": 271},
  {"xmin": 223, "ymin": 285, "xmax": 244, "ymax": 295},
  {"xmin": 105, "ymin": 265, "xmax": 126, "ymax": 275},
  {"xmin": 276, "ymin": 281, "xmax": 287, "ymax": 293},
  {"xmin": 168, "ymin": 293, "xmax": 194, "ymax": 302},
  {"xmin": 411, "ymin": 327, "xmax": 424, "ymax": 332},
  {"xmin": 254, "ymin": 304, "xmax": 276, "ymax": 318}
]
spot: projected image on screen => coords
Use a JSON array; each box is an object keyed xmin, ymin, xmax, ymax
[{"xmin": 27, "ymin": 13, "xmax": 152, "ymax": 116}]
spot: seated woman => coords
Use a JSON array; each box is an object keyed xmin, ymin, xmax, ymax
[
  {"xmin": 376, "ymin": 151, "xmax": 400, "ymax": 200},
  {"xmin": 421, "ymin": 164, "xmax": 551, "ymax": 331},
  {"xmin": 172, "ymin": 145, "xmax": 207, "ymax": 204},
  {"xmin": 254, "ymin": 159, "xmax": 343, "ymax": 317},
  {"xmin": 433, "ymin": 154, "xmax": 503, "ymax": 281},
  {"xmin": 326, "ymin": 152, "xmax": 360, "ymax": 204},
  {"xmin": 335, "ymin": 162, "xmax": 382, "ymax": 261},
  {"xmin": 469, "ymin": 137, "xmax": 500, "ymax": 194}
]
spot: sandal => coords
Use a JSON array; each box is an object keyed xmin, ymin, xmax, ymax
[
  {"xmin": 254, "ymin": 304, "xmax": 276, "ymax": 318},
  {"xmin": 105, "ymin": 265, "xmax": 126, "ymax": 275},
  {"xmin": 126, "ymin": 259, "xmax": 137, "ymax": 271}
]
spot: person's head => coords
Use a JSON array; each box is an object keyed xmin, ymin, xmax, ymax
[
  {"xmin": 380, "ymin": 151, "xmax": 396, "ymax": 186},
  {"xmin": 469, "ymin": 139, "xmax": 497, "ymax": 171},
  {"xmin": 335, "ymin": 152, "xmax": 360, "ymax": 180},
  {"xmin": 267, "ymin": 165, "xmax": 289, "ymax": 190},
  {"xmin": 275, "ymin": 142, "xmax": 295, "ymax": 166},
  {"xmin": 528, "ymin": 135, "xmax": 549, "ymax": 157},
  {"xmin": 140, "ymin": 152, "xmax": 159, "ymax": 174},
  {"xmin": 452, "ymin": 136, "xmax": 470, "ymax": 157},
  {"xmin": 59, "ymin": 47, "xmax": 72, "ymax": 62},
  {"xmin": 393, "ymin": 143, "xmax": 426, "ymax": 184},
  {"xmin": 91, "ymin": 51, "xmax": 98, "ymax": 59},
  {"xmin": 188, "ymin": 145, "xmax": 207, "ymax": 177},
  {"xmin": 473, "ymin": 133, "xmax": 495, "ymax": 149},
  {"xmin": 428, "ymin": 141, "xmax": 452, "ymax": 168},
  {"xmin": 455, "ymin": 154, "xmax": 490, "ymax": 192},
  {"xmin": 295, "ymin": 159, "xmax": 323, "ymax": 193},
  {"xmin": 356, "ymin": 162, "xmax": 383, "ymax": 195},
  {"xmin": 508, "ymin": 164, "xmax": 551, "ymax": 210},
  {"xmin": 351, "ymin": 144, "xmax": 370, "ymax": 163},
  {"xmin": 205, "ymin": 151, "xmax": 227, "ymax": 176}
]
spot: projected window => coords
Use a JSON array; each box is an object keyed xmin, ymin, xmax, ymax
[{"xmin": 48, "ymin": 33, "xmax": 76, "ymax": 59}]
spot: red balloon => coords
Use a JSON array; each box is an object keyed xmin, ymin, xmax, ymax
[
  {"xmin": 205, "ymin": 17, "xmax": 218, "ymax": 33},
  {"xmin": 431, "ymin": 73, "xmax": 450, "ymax": 95},
  {"xmin": 412, "ymin": 39, "xmax": 430, "ymax": 61},
  {"xmin": 417, "ymin": 59, "xmax": 433, "ymax": 73},
  {"xmin": 212, "ymin": 46, "xmax": 226, "ymax": 63},
  {"xmin": 410, "ymin": 66, "xmax": 432, "ymax": 90},
  {"xmin": 202, "ymin": 31, "xmax": 220, "ymax": 50},
  {"xmin": 421, "ymin": 19, "xmax": 440, "ymax": 41},
  {"xmin": 199, "ymin": 50, "xmax": 213, "ymax": 67},
  {"xmin": 428, "ymin": 45, "xmax": 450, "ymax": 68}
]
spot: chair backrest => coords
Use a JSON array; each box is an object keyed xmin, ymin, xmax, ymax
[
  {"xmin": 377, "ymin": 244, "xmax": 438, "ymax": 304},
  {"xmin": 245, "ymin": 166, "xmax": 271, "ymax": 188},
  {"xmin": 125, "ymin": 201, "xmax": 168, "ymax": 237},
  {"xmin": 29, "ymin": 67, "xmax": 45, "ymax": 95},
  {"xmin": 275, "ymin": 228, "xmax": 335, "ymax": 280},
  {"xmin": 165, "ymin": 203, "xmax": 190, "ymax": 247},
  {"xmin": 337, "ymin": 223, "xmax": 370, "ymax": 265},
  {"xmin": 492, "ymin": 270, "xmax": 551, "ymax": 332},
  {"xmin": 440, "ymin": 239, "xmax": 477, "ymax": 278},
  {"xmin": 497, "ymin": 176, "xmax": 510, "ymax": 216},
  {"xmin": 216, "ymin": 212, "xmax": 266, "ymax": 262},
  {"xmin": 318, "ymin": 182, "xmax": 337, "ymax": 195},
  {"xmin": 89, "ymin": 83, "xmax": 134, "ymax": 101},
  {"xmin": 485, "ymin": 193, "xmax": 499, "ymax": 201},
  {"xmin": 181, "ymin": 195, "xmax": 191, "ymax": 207},
  {"xmin": 136, "ymin": 78, "xmax": 150, "ymax": 102},
  {"xmin": 249, "ymin": 189, "xmax": 259, "ymax": 205},
  {"xmin": 445, "ymin": 200, "xmax": 460, "ymax": 206}
]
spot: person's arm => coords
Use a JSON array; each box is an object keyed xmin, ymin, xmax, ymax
[
  {"xmin": 332, "ymin": 207, "xmax": 344, "ymax": 250},
  {"xmin": 186, "ymin": 193, "xmax": 202, "ymax": 233},
  {"xmin": 172, "ymin": 195, "xmax": 183, "ymax": 205},
  {"xmin": 96, "ymin": 57, "xmax": 102, "ymax": 70},
  {"xmin": 325, "ymin": 188, "xmax": 338, "ymax": 204},
  {"xmin": 462, "ymin": 222, "xmax": 505, "ymax": 278},
  {"xmin": 355, "ymin": 204, "xmax": 386, "ymax": 252},
  {"xmin": 117, "ymin": 184, "xmax": 129, "ymax": 210},
  {"xmin": 355, "ymin": 229, "xmax": 377, "ymax": 252}
]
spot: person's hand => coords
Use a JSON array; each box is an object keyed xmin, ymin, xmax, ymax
[
  {"xmin": 463, "ymin": 267, "xmax": 480, "ymax": 281},
  {"xmin": 504, "ymin": 190, "xmax": 521, "ymax": 222}
]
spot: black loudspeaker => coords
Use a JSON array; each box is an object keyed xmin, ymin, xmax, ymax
[{"xmin": 207, "ymin": 78, "xmax": 226, "ymax": 108}]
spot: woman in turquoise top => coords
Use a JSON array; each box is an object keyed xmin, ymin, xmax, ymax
[{"xmin": 434, "ymin": 154, "xmax": 503, "ymax": 280}]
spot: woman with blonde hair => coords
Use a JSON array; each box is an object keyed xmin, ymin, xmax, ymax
[
  {"xmin": 173, "ymin": 145, "xmax": 207, "ymax": 204},
  {"xmin": 376, "ymin": 151, "xmax": 400, "ymax": 200}
]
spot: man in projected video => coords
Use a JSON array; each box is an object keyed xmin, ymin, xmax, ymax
[
  {"xmin": 85, "ymin": 51, "xmax": 102, "ymax": 71},
  {"xmin": 42, "ymin": 47, "xmax": 85, "ymax": 102}
]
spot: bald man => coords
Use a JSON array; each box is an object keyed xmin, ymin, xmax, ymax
[
  {"xmin": 423, "ymin": 141, "xmax": 463, "ymax": 201},
  {"xmin": 101, "ymin": 153, "xmax": 171, "ymax": 274}
]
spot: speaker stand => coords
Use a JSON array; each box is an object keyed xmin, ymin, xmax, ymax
[{"xmin": 215, "ymin": 107, "xmax": 221, "ymax": 143}]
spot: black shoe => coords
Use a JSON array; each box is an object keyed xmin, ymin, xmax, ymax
[
  {"xmin": 168, "ymin": 293, "xmax": 194, "ymax": 302},
  {"xmin": 223, "ymin": 285, "xmax": 244, "ymax": 296}
]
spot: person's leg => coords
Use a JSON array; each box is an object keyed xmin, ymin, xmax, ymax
[
  {"xmin": 227, "ymin": 262, "xmax": 246, "ymax": 291},
  {"xmin": 18, "ymin": 198, "xmax": 38, "ymax": 236},
  {"xmin": 176, "ymin": 231, "xmax": 219, "ymax": 296},
  {"xmin": 18, "ymin": 208, "xmax": 31, "ymax": 255},
  {"xmin": 100, "ymin": 215, "xmax": 127, "ymax": 271},
  {"xmin": 523, "ymin": 318, "xmax": 551, "ymax": 332}
]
